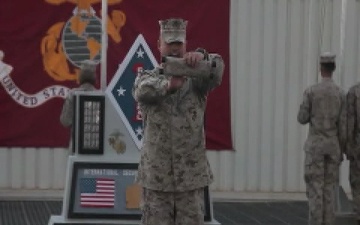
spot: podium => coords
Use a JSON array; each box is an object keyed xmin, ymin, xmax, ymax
[{"xmin": 48, "ymin": 92, "xmax": 220, "ymax": 225}]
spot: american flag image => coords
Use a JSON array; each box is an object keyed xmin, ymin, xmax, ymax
[{"xmin": 80, "ymin": 178, "xmax": 115, "ymax": 208}]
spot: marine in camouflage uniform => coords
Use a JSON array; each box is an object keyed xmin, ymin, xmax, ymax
[
  {"xmin": 60, "ymin": 60, "xmax": 97, "ymax": 130},
  {"xmin": 347, "ymin": 81, "xmax": 360, "ymax": 224},
  {"xmin": 297, "ymin": 52, "xmax": 346, "ymax": 225},
  {"xmin": 132, "ymin": 18, "xmax": 224, "ymax": 225}
]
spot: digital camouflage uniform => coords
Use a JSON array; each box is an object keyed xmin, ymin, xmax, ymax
[
  {"xmin": 141, "ymin": 188, "xmax": 204, "ymax": 225},
  {"xmin": 347, "ymin": 82, "xmax": 360, "ymax": 220},
  {"xmin": 298, "ymin": 77, "xmax": 346, "ymax": 225},
  {"xmin": 133, "ymin": 53, "xmax": 224, "ymax": 225},
  {"xmin": 60, "ymin": 60, "xmax": 97, "ymax": 127},
  {"xmin": 60, "ymin": 60, "xmax": 97, "ymax": 152},
  {"xmin": 60, "ymin": 83, "xmax": 96, "ymax": 127}
]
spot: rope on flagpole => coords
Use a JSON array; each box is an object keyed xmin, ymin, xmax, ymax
[
  {"xmin": 101, "ymin": 0, "xmax": 108, "ymax": 91},
  {"xmin": 339, "ymin": 0, "xmax": 347, "ymax": 86},
  {"xmin": 318, "ymin": 0, "xmax": 326, "ymax": 59},
  {"xmin": 316, "ymin": 0, "xmax": 327, "ymax": 83}
]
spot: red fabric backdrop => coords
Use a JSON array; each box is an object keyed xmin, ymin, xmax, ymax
[{"xmin": 0, "ymin": 0, "xmax": 232, "ymax": 149}]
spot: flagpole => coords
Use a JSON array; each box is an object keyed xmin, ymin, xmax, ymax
[{"xmin": 101, "ymin": 0, "xmax": 108, "ymax": 91}]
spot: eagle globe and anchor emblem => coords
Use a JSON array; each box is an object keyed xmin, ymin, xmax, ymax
[{"xmin": 41, "ymin": 0, "xmax": 125, "ymax": 82}]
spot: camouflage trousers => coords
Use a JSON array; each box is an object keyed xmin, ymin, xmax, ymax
[
  {"xmin": 140, "ymin": 187, "xmax": 204, "ymax": 225},
  {"xmin": 350, "ymin": 160, "xmax": 360, "ymax": 219},
  {"xmin": 304, "ymin": 153, "xmax": 339, "ymax": 225}
]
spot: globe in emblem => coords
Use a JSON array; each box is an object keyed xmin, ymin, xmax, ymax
[{"xmin": 62, "ymin": 10, "xmax": 102, "ymax": 67}]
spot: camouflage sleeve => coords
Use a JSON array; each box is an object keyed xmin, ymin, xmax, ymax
[
  {"xmin": 192, "ymin": 53, "xmax": 224, "ymax": 94},
  {"xmin": 59, "ymin": 91, "xmax": 74, "ymax": 127},
  {"xmin": 338, "ymin": 91, "xmax": 347, "ymax": 155},
  {"xmin": 132, "ymin": 70, "xmax": 169, "ymax": 104},
  {"xmin": 347, "ymin": 87, "xmax": 356, "ymax": 157},
  {"xmin": 297, "ymin": 88, "xmax": 311, "ymax": 125}
]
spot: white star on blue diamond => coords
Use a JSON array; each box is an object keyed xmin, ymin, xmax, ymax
[
  {"xmin": 136, "ymin": 48, "xmax": 145, "ymax": 58},
  {"xmin": 135, "ymin": 126, "xmax": 143, "ymax": 137},
  {"xmin": 117, "ymin": 86, "xmax": 126, "ymax": 96}
]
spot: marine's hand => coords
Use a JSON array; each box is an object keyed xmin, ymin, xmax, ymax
[
  {"xmin": 184, "ymin": 52, "xmax": 204, "ymax": 67},
  {"xmin": 167, "ymin": 76, "xmax": 186, "ymax": 92}
]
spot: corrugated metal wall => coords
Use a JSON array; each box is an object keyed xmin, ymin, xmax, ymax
[
  {"xmin": 0, "ymin": 148, "xmax": 68, "ymax": 195},
  {"xmin": 1, "ymin": 0, "xmax": 360, "ymax": 199}
]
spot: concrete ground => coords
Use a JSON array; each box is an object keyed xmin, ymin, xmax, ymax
[
  {"xmin": 0, "ymin": 186, "xmax": 358, "ymax": 225},
  {"xmin": 0, "ymin": 200, "xmax": 309, "ymax": 225}
]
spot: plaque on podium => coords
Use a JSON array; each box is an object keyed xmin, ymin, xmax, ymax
[
  {"xmin": 67, "ymin": 161, "xmax": 212, "ymax": 221},
  {"xmin": 68, "ymin": 162, "xmax": 141, "ymax": 220}
]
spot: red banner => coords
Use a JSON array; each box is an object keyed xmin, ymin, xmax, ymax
[{"xmin": 0, "ymin": 0, "xmax": 231, "ymax": 149}]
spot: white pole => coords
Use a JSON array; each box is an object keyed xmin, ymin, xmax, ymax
[{"xmin": 101, "ymin": 0, "xmax": 108, "ymax": 91}]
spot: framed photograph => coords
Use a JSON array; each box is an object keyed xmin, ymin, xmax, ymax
[
  {"xmin": 77, "ymin": 95, "xmax": 105, "ymax": 155},
  {"xmin": 68, "ymin": 162, "xmax": 141, "ymax": 219}
]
